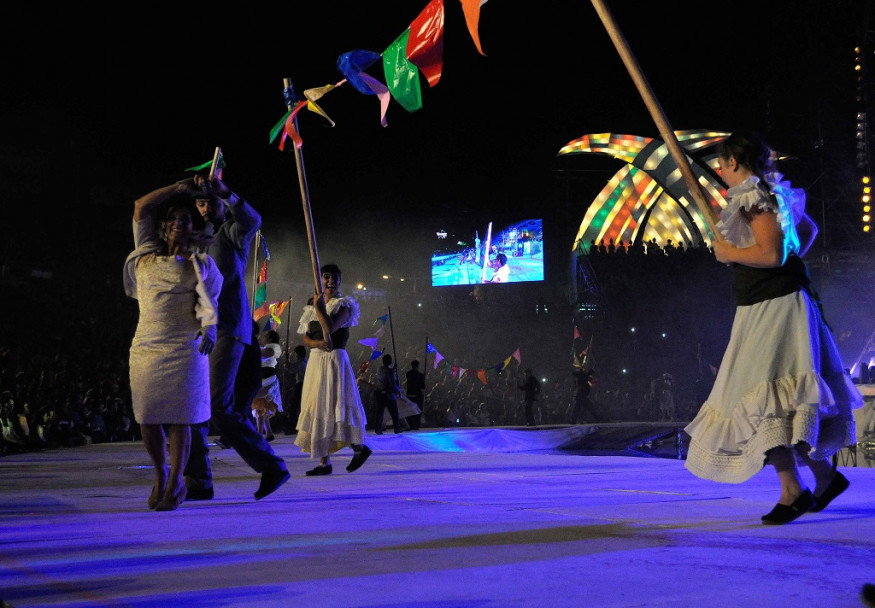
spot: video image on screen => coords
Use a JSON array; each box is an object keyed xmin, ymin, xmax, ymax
[{"xmin": 431, "ymin": 218, "xmax": 544, "ymax": 287}]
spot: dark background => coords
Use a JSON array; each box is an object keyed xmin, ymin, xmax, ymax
[{"xmin": 3, "ymin": 1, "xmax": 874, "ymax": 405}]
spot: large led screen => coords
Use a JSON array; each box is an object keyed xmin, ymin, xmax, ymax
[{"xmin": 431, "ymin": 218, "xmax": 544, "ymax": 287}]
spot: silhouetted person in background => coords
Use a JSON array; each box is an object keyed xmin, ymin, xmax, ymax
[
  {"xmin": 571, "ymin": 366, "xmax": 598, "ymax": 424},
  {"xmin": 405, "ymin": 360, "xmax": 425, "ymax": 430},
  {"xmin": 375, "ymin": 354, "xmax": 403, "ymax": 434},
  {"xmin": 518, "ymin": 368, "xmax": 540, "ymax": 426}
]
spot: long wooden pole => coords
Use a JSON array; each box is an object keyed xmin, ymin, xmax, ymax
[
  {"xmin": 208, "ymin": 146, "xmax": 221, "ymax": 179},
  {"xmin": 590, "ymin": 0, "xmax": 721, "ymax": 240},
  {"xmin": 387, "ymin": 305, "xmax": 401, "ymax": 389},
  {"xmin": 422, "ymin": 335, "xmax": 429, "ymax": 413},
  {"xmin": 284, "ymin": 77, "xmax": 323, "ymax": 294}
]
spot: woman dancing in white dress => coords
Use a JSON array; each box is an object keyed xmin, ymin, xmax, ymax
[{"xmin": 294, "ymin": 264, "xmax": 371, "ymax": 475}]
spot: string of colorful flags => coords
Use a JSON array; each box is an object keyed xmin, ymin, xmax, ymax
[
  {"xmin": 269, "ymin": 0, "xmax": 489, "ymax": 150},
  {"xmin": 357, "ymin": 312, "xmax": 521, "ymax": 385},
  {"xmin": 186, "ymin": 1, "xmax": 494, "ymax": 336}
]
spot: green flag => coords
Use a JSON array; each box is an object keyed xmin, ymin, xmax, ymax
[
  {"xmin": 254, "ymin": 282, "xmax": 267, "ymax": 309},
  {"xmin": 383, "ymin": 30, "xmax": 423, "ymax": 113}
]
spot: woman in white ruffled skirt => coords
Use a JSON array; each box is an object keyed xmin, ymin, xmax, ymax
[
  {"xmin": 684, "ymin": 130, "xmax": 862, "ymax": 524},
  {"xmin": 294, "ymin": 264, "xmax": 372, "ymax": 475}
]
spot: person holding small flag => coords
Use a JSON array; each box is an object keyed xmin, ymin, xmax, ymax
[{"xmin": 183, "ymin": 174, "xmax": 289, "ymax": 501}]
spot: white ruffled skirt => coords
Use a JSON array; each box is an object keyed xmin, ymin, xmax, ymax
[
  {"xmin": 294, "ymin": 348, "xmax": 368, "ymax": 459},
  {"xmin": 684, "ymin": 290, "xmax": 862, "ymax": 483}
]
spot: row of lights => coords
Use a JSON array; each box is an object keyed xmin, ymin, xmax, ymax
[{"xmin": 855, "ymin": 46, "xmax": 871, "ymax": 233}]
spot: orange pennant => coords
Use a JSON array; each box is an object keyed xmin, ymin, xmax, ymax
[{"xmin": 460, "ymin": 0, "xmax": 487, "ymax": 56}]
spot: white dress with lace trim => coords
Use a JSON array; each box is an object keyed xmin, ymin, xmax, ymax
[
  {"xmin": 684, "ymin": 178, "xmax": 861, "ymax": 484},
  {"xmin": 294, "ymin": 295, "xmax": 368, "ymax": 459}
]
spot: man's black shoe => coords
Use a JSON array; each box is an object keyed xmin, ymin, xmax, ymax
[
  {"xmin": 186, "ymin": 486, "xmax": 214, "ymax": 501},
  {"xmin": 305, "ymin": 464, "xmax": 333, "ymax": 476},
  {"xmin": 255, "ymin": 467, "xmax": 290, "ymax": 500}
]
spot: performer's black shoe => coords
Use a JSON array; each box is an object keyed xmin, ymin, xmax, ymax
[
  {"xmin": 255, "ymin": 467, "xmax": 290, "ymax": 500},
  {"xmin": 305, "ymin": 464, "xmax": 332, "ymax": 476},
  {"xmin": 761, "ymin": 490, "xmax": 814, "ymax": 525},
  {"xmin": 809, "ymin": 471, "xmax": 849, "ymax": 513},
  {"xmin": 347, "ymin": 446, "xmax": 373, "ymax": 473}
]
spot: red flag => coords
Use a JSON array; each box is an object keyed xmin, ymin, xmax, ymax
[
  {"xmin": 406, "ymin": 0, "xmax": 444, "ymax": 87},
  {"xmin": 258, "ymin": 260, "xmax": 268, "ymax": 284}
]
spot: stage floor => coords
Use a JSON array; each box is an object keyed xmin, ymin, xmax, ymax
[{"xmin": 2, "ymin": 425, "xmax": 873, "ymax": 607}]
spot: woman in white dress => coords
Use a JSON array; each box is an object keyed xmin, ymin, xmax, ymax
[
  {"xmin": 294, "ymin": 264, "xmax": 372, "ymax": 475},
  {"xmin": 684, "ymin": 131, "xmax": 862, "ymax": 524},
  {"xmin": 124, "ymin": 180, "xmax": 222, "ymax": 511}
]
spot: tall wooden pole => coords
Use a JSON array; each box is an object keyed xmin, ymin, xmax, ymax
[
  {"xmin": 284, "ymin": 77, "xmax": 323, "ymax": 294},
  {"xmin": 208, "ymin": 146, "xmax": 221, "ymax": 179},
  {"xmin": 387, "ymin": 305, "xmax": 401, "ymax": 389},
  {"xmin": 590, "ymin": 0, "xmax": 721, "ymax": 240},
  {"xmin": 422, "ymin": 335, "xmax": 429, "ymax": 413}
]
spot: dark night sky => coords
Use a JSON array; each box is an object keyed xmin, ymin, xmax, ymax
[{"xmin": 3, "ymin": 1, "xmax": 872, "ymax": 287}]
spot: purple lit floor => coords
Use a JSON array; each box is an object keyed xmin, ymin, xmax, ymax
[{"xmin": 1, "ymin": 425, "xmax": 873, "ymax": 608}]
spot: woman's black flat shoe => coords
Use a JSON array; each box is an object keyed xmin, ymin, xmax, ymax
[
  {"xmin": 809, "ymin": 471, "xmax": 849, "ymax": 513},
  {"xmin": 761, "ymin": 489, "xmax": 814, "ymax": 525},
  {"xmin": 346, "ymin": 445, "xmax": 373, "ymax": 472},
  {"xmin": 305, "ymin": 464, "xmax": 332, "ymax": 476}
]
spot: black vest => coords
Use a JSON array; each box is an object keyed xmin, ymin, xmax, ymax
[
  {"xmin": 307, "ymin": 320, "xmax": 349, "ymax": 350},
  {"xmin": 731, "ymin": 254, "xmax": 810, "ymax": 306}
]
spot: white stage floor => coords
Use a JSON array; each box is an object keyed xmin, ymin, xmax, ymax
[{"xmin": 1, "ymin": 426, "xmax": 873, "ymax": 607}]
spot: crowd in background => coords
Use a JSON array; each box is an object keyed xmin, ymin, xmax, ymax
[{"xmin": 0, "ymin": 236, "xmax": 814, "ymax": 457}]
